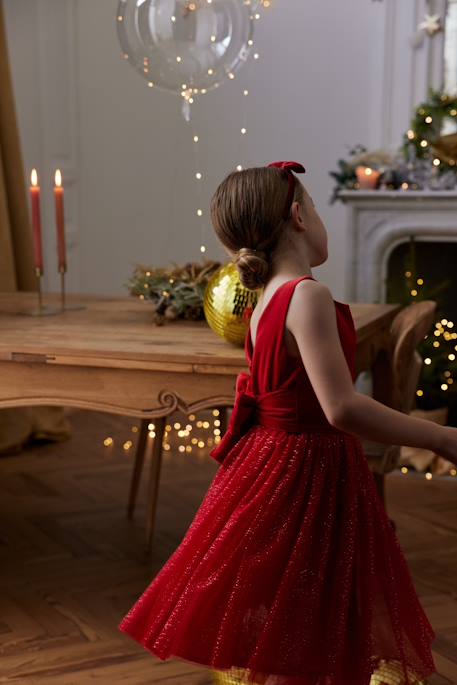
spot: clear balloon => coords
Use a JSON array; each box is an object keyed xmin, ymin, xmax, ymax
[{"xmin": 117, "ymin": 0, "xmax": 255, "ymax": 99}]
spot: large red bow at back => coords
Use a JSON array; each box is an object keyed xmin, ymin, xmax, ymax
[
  {"xmin": 208, "ymin": 366, "xmax": 313, "ymax": 465},
  {"xmin": 209, "ymin": 372, "xmax": 255, "ymax": 465}
]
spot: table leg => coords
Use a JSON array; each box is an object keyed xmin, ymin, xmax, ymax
[
  {"xmin": 145, "ymin": 416, "xmax": 166, "ymax": 554},
  {"xmin": 127, "ymin": 418, "xmax": 149, "ymax": 520}
]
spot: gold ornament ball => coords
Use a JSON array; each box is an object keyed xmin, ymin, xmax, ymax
[
  {"xmin": 369, "ymin": 659, "xmax": 428, "ymax": 685},
  {"xmin": 211, "ymin": 667, "xmax": 250, "ymax": 685},
  {"xmin": 204, "ymin": 262, "xmax": 259, "ymax": 346}
]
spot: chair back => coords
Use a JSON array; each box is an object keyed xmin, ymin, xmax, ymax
[{"xmin": 389, "ymin": 300, "xmax": 437, "ymax": 413}]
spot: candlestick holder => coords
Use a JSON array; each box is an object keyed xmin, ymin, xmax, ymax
[
  {"xmin": 8, "ymin": 268, "xmax": 86, "ymax": 317},
  {"xmin": 59, "ymin": 267, "xmax": 86, "ymax": 312},
  {"xmin": 22, "ymin": 269, "xmax": 61, "ymax": 316}
]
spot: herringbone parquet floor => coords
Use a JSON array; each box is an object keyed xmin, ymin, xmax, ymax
[{"xmin": 0, "ymin": 409, "xmax": 456, "ymax": 684}]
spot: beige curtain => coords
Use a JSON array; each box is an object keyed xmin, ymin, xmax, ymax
[
  {"xmin": 0, "ymin": 1, "xmax": 70, "ymax": 453},
  {"xmin": 0, "ymin": 0, "xmax": 36, "ymax": 290}
]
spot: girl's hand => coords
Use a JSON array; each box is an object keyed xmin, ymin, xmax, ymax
[{"xmin": 436, "ymin": 426, "xmax": 457, "ymax": 466}]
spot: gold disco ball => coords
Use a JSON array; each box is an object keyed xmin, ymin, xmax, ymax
[
  {"xmin": 369, "ymin": 658, "xmax": 428, "ymax": 685},
  {"xmin": 212, "ymin": 667, "xmax": 252, "ymax": 685},
  {"xmin": 204, "ymin": 262, "xmax": 259, "ymax": 346},
  {"xmin": 210, "ymin": 659, "xmax": 429, "ymax": 685}
]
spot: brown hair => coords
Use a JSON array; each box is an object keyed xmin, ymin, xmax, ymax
[{"xmin": 210, "ymin": 166, "xmax": 305, "ymax": 290}]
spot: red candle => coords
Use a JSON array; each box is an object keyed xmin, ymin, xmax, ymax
[
  {"xmin": 30, "ymin": 169, "xmax": 44, "ymax": 274},
  {"xmin": 54, "ymin": 169, "xmax": 66, "ymax": 273}
]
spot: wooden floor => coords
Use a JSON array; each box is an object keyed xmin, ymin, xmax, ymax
[{"xmin": 0, "ymin": 409, "xmax": 456, "ymax": 685}]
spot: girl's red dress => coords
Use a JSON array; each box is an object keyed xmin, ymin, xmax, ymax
[{"xmin": 118, "ymin": 275, "xmax": 436, "ymax": 685}]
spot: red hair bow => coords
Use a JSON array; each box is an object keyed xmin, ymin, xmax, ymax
[{"xmin": 267, "ymin": 161, "xmax": 306, "ymax": 219}]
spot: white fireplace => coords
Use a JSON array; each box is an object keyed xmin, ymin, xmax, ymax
[{"xmin": 340, "ymin": 190, "xmax": 457, "ymax": 304}]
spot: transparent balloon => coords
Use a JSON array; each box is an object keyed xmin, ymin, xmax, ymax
[{"xmin": 117, "ymin": 0, "xmax": 255, "ymax": 101}]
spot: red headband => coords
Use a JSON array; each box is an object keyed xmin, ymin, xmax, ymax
[{"xmin": 267, "ymin": 161, "xmax": 306, "ymax": 220}]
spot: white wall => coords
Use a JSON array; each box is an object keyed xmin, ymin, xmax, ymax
[{"xmin": 4, "ymin": 0, "xmax": 435, "ymax": 300}]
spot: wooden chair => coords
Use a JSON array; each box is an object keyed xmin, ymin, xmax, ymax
[{"xmin": 362, "ymin": 300, "xmax": 437, "ymax": 506}]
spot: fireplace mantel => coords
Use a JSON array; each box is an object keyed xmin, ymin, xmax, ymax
[{"xmin": 339, "ymin": 189, "xmax": 457, "ymax": 303}]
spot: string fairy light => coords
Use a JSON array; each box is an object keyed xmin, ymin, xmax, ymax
[
  {"xmin": 183, "ymin": 0, "xmax": 270, "ymax": 256},
  {"xmin": 102, "ymin": 410, "xmax": 222, "ymax": 458},
  {"xmin": 233, "ymin": 22, "xmax": 268, "ymax": 173},
  {"xmin": 106, "ymin": 403, "xmax": 457, "ymax": 478},
  {"xmin": 189, "ymin": 112, "xmax": 207, "ymax": 254},
  {"xmin": 166, "ymin": 0, "xmax": 270, "ymax": 257}
]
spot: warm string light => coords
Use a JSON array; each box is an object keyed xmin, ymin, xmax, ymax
[
  {"xmin": 190, "ymin": 118, "xmax": 207, "ymax": 255},
  {"xmin": 243, "ymin": 0, "xmax": 268, "ymax": 5},
  {"xmin": 400, "ymin": 465, "xmax": 457, "ymax": 479},
  {"xmin": 174, "ymin": 0, "xmax": 264, "ymax": 110},
  {"xmin": 121, "ymin": 3, "xmax": 269, "ymax": 262},
  {"xmin": 235, "ymin": 87, "xmax": 250, "ymax": 172},
  {"xmin": 102, "ymin": 408, "xmax": 222, "ymax": 458},
  {"xmin": 148, "ymin": 423, "xmax": 156, "ymax": 438},
  {"xmin": 188, "ymin": 4, "xmax": 261, "ymax": 253},
  {"xmin": 234, "ymin": 9, "xmax": 263, "ymax": 175},
  {"xmin": 101, "ymin": 417, "xmax": 457, "ymax": 478},
  {"xmin": 404, "ymin": 268, "xmax": 456, "ymax": 413}
]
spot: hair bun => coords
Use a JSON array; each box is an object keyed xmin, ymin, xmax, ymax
[{"xmin": 235, "ymin": 247, "xmax": 269, "ymax": 290}]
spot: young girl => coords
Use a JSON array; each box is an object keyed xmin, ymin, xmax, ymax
[{"xmin": 119, "ymin": 161, "xmax": 457, "ymax": 685}]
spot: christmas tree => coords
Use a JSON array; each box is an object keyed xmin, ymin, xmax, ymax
[{"xmin": 386, "ymin": 237, "xmax": 457, "ymax": 423}]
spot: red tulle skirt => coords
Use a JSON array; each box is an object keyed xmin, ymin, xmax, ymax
[{"xmin": 118, "ymin": 425, "xmax": 436, "ymax": 685}]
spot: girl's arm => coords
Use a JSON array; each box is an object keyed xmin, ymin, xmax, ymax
[{"xmin": 287, "ymin": 278, "xmax": 457, "ymax": 465}]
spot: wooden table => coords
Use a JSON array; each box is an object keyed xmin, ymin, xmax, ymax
[{"xmin": 0, "ymin": 292, "xmax": 401, "ymax": 552}]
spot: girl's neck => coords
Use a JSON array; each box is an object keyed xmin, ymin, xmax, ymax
[
  {"xmin": 268, "ymin": 241, "xmax": 312, "ymax": 282},
  {"xmin": 268, "ymin": 260, "xmax": 312, "ymax": 283}
]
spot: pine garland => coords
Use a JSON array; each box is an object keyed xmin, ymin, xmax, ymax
[{"xmin": 126, "ymin": 260, "xmax": 221, "ymax": 325}]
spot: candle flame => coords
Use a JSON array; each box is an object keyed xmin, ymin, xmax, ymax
[
  {"xmin": 365, "ymin": 167, "xmax": 373, "ymax": 176},
  {"xmin": 31, "ymin": 169, "xmax": 38, "ymax": 186},
  {"xmin": 55, "ymin": 169, "xmax": 62, "ymax": 187}
]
